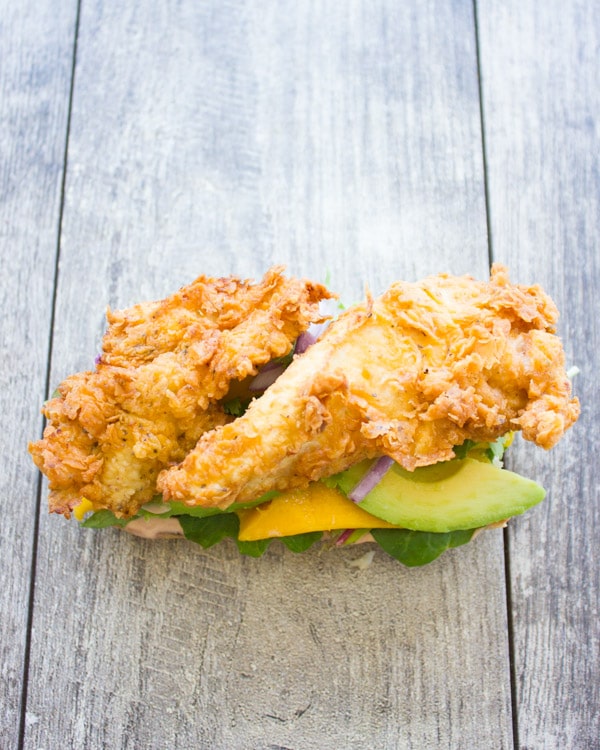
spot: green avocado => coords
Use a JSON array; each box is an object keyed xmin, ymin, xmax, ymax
[{"xmin": 327, "ymin": 457, "xmax": 546, "ymax": 533}]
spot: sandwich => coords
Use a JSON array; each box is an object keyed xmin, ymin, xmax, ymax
[{"xmin": 29, "ymin": 264, "xmax": 579, "ymax": 567}]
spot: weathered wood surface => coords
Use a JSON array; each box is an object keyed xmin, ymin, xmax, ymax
[
  {"xmin": 1, "ymin": 0, "xmax": 596, "ymax": 748},
  {"xmin": 478, "ymin": 2, "xmax": 600, "ymax": 747},
  {"xmin": 23, "ymin": 3, "xmax": 513, "ymax": 748},
  {"xmin": 0, "ymin": 3, "xmax": 78, "ymax": 748}
]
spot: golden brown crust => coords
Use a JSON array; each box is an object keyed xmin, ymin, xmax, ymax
[
  {"xmin": 158, "ymin": 264, "xmax": 579, "ymax": 508},
  {"xmin": 29, "ymin": 268, "xmax": 331, "ymax": 517}
]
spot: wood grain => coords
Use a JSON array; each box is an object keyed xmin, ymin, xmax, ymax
[
  {"xmin": 0, "ymin": 2, "xmax": 77, "ymax": 746},
  {"xmin": 477, "ymin": 1, "xmax": 600, "ymax": 747},
  {"xmin": 21, "ymin": 2, "xmax": 514, "ymax": 748}
]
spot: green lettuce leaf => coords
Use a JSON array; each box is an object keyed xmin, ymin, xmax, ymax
[
  {"xmin": 485, "ymin": 436, "xmax": 507, "ymax": 464},
  {"xmin": 371, "ymin": 527, "xmax": 476, "ymax": 567}
]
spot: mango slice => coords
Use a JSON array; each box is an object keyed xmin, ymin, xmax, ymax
[{"xmin": 237, "ymin": 483, "xmax": 395, "ymax": 541}]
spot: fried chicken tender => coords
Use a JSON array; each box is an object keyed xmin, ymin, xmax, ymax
[
  {"xmin": 158, "ymin": 265, "xmax": 579, "ymax": 509},
  {"xmin": 29, "ymin": 267, "xmax": 332, "ymax": 518}
]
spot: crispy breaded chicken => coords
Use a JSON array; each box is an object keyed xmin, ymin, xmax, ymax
[
  {"xmin": 158, "ymin": 265, "xmax": 579, "ymax": 509},
  {"xmin": 29, "ymin": 267, "xmax": 332, "ymax": 517}
]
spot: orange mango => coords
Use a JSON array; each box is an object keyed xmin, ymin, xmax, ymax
[{"xmin": 236, "ymin": 482, "xmax": 395, "ymax": 541}]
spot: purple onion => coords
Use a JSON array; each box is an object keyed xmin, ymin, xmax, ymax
[
  {"xmin": 247, "ymin": 320, "xmax": 325, "ymax": 392},
  {"xmin": 260, "ymin": 358, "xmax": 286, "ymax": 373},
  {"xmin": 248, "ymin": 363, "xmax": 287, "ymax": 392},
  {"xmin": 335, "ymin": 528, "xmax": 355, "ymax": 546},
  {"xmin": 295, "ymin": 330, "xmax": 317, "ymax": 354},
  {"xmin": 348, "ymin": 456, "xmax": 394, "ymax": 503}
]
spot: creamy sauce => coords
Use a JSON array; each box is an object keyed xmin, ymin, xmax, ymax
[{"xmin": 123, "ymin": 517, "xmax": 185, "ymax": 539}]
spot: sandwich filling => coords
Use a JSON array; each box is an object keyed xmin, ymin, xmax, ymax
[{"xmin": 29, "ymin": 265, "xmax": 579, "ymax": 566}]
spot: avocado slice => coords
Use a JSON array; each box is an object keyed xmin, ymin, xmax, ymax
[{"xmin": 326, "ymin": 457, "xmax": 546, "ymax": 533}]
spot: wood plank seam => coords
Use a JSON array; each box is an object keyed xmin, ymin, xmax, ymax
[
  {"xmin": 472, "ymin": 0, "xmax": 495, "ymax": 271},
  {"xmin": 472, "ymin": 2, "xmax": 519, "ymax": 746},
  {"xmin": 502, "ymin": 527, "xmax": 521, "ymax": 750},
  {"xmin": 16, "ymin": 3, "xmax": 83, "ymax": 748}
]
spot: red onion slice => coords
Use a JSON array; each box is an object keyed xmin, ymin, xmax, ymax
[
  {"xmin": 348, "ymin": 456, "xmax": 394, "ymax": 503},
  {"xmin": 260, "ymin": 358, "xmax": 287, "ymax": 373},
  {"xmin": 295, "ymin": 330, "xmax": 317, "ymax": 354},
  {"xmin": 248, "ymin": 315, "xmax": 330, "ymax": 392},
  {"xmin": 336, "ymin": 528, "xmax": 355, "ymax": 546},
  {"xmin": 248, "ymin": 363, "xmax": 287, "ymax": 392}
]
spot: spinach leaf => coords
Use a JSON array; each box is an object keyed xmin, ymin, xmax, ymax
[
  {"xmin": 222, "ymin": 396, "xmax": 252, "ymax": 417},
  {"xmin": 371, "ymin": 527, "xmax": 476, "ymax": 567},
  {"xmin": 236, "ymin": 538, "xmax": 272, "ymax": 557},
  {"xmin": 452, "ymin": 440, "xmax": 477, "ymax": 459},
  {"xmin": 80, "ymin": 510, "xmax": 129, "ymax": 529},
  {"xmin": 179, "ymin": 513, "xmax": 240, "ymax": 548},
  {"xmin": 179, "ymin": 515, "xmax": 322, "ymax": 557},
  {"xmin": 281, "ymin": 531, "xmax": 323, "ymax": 553}
]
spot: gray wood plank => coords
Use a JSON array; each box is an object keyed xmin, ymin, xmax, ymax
[
  {"xmin": 24, "ymin": 2, "xmax": 513, "ymax": 748},
  {"xmin": 0, "ymin": 2, "xmax": 78, "ymax": 745},
  {"xmin": 477, "ymin": 2, "xmax": 600, "ymax": 747}
]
